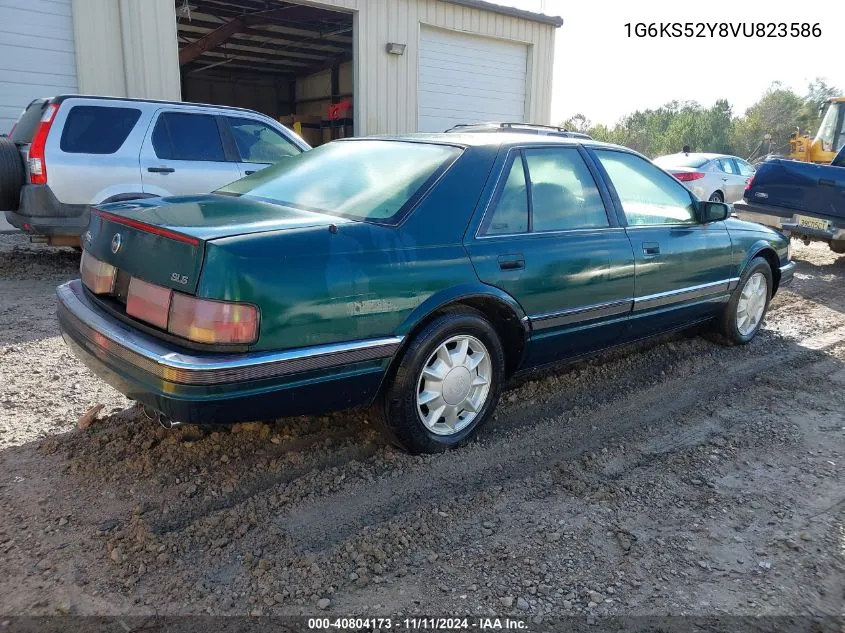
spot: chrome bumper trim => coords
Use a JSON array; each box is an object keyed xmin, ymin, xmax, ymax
[{"xmin": 57, "ymin": 280, "xmax": 402, "ymax": 386}]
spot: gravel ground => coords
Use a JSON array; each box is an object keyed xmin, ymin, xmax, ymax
[{"xmin": 0, "ymin": 232, "xmax": 843, "ymax": 622}]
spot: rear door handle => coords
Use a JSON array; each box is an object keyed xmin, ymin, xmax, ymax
[
  {"xmin": 819, "ymin": 178, "xmax": 835, "ymax": 186},
  {"xmin": 148, "ymin": 166, "xmax": 175, "ymax": 174},
  {"xmin": 642, "ymin": 242, "xmax": 660, "ymax": 256},
  {"xmin": 245, "ymin": 170, "xmax": 256, "ymax": 175},
  {"xmin": 497, "ymin": 254, "xmax": 525, "ymax": 271}
]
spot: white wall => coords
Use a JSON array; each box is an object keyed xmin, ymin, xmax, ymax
[
  {"xmin": 71, "ymin": 0, "xmax": 181, "ymax": 101},
  {"xmin": 324, "ymin": 0, "xmax": 558, "ymax": 135},
  {"xmin": 0, "ymin": 0, "xmax": 78, "ymax": 133},
  {"xmin": 69, "ymin": 0, "xmax": 556, "ymax": 135}
]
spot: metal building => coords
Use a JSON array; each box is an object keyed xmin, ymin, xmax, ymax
[{"xmin": 0, "ymin": 0, "xmax": 561, "ymax": 140}]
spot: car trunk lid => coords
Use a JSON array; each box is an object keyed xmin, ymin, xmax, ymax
[
  {"xmin": 85, "ymin": 193, "xmax": 348, "ymax": 294},
  {"xmin": 745, "ymin": 159, "xmax": 845, "ymax": 220}
]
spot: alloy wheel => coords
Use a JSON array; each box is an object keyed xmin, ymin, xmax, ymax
[
  {"xmin": 736, "ymin": 271, "xmax": 768, "ymax": 336},
  {"xmin": 416, "ymin": 334, "xmax": 492, "ymax": 436}
]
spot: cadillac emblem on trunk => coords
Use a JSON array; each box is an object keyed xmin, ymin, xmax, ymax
[{"xmin": 111, "ymin": 233, "xmax": 122, "ymax": 254}]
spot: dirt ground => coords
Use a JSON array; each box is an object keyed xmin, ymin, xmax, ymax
[{"xmin": 0, "ymin": 232, "xmax": 843, "ymax": 623}]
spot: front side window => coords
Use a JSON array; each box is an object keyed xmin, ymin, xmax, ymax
[
  {"xmin": 226, "ymin": 117, "xmax": 301, "ymax": 163},
  {"xmin": 152, "ymin": 113, "xmax": 225, "ymax": 162},
  {"xmin": 60, "ymin": 106, "xmax": 141, "ymax": 154},
  {"xmin": 736, "ymin": 159, "xmax": 755, "ymax": 177},
  {"xmin": 815, "ymin": 102, "xmax": 839, "ymax": 151},
  {"xmin": 482, "ymin": 155, "xmax": 529, "ymax": 235},
  {"xmin": 219, "ymin": 140, "xmax": 462, "ymax": 224},
  {"xmin": 524, "ymin": 148, "xmax": 608, "ymax": 231},
  {"xmin": 595, "ymin": 150, "xmax": 696, "ymax": 226}
]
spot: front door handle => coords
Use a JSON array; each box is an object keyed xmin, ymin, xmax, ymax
[
  {"xmin": 497, "ymin": 254, "xmax": 525, "ymax": 271},
  {"xmin": 819, "ymin": 178, "xmax": 835, "ymax": 187},
  {"xmin": 642, "ymin": 242, "xmax": 660, "ymax": 256},
  {"xmin": 245, "ymin": 170, "xmax": 256, "ymax": 175},
  {"xmin": 148, "ymin": 166, "xmax": 175, "ymax": 174}
]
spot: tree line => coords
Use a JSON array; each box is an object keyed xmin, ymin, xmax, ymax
[{"xmin": 560, "ymin": 79, "xmax": 840, "ymax": 161}]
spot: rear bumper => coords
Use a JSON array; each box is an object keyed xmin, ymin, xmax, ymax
[
  {"xmin": 734, "ymin": 200, "xmax": 845, "ymax": 243},
  {"xmin": 57, "ymin": 280, "xmax": 401, "ymax": 424},
  {"xmin": 5, "ymin": 185, "xmax": 88, "ymax": 237}
]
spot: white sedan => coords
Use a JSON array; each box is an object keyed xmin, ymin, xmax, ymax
[{"xmin": 653, "ymin": 152, "xmax": 755, "ymax": 203}]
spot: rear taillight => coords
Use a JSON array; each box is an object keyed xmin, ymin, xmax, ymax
[
  {"xmin": 745, "ymin": 176, "xmax": 754, "ymax": 191},
  {"xmin": 80, "ymin": 251, "xmax": 117, "ymax": 294},
  {"xmin": 168, "ymin": 293, "xmax": 259, "ymax": 345},
  {"xmin": 126, "ymin": 277, "xmax": 172, "ymax": 329},
  {"xmin": 122, "ymin": 277, "xmax": 259, "ymax": 344},
  {"xmin": 28, "ymin": 103, "xmax": 58, "ymax": 185},
  {"xmin": 673, "ymin": 171, "xmax": 706, "ymax": 182}
]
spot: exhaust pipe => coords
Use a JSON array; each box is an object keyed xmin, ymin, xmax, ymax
[
  {"xmin": 141, "ymin": 405, "xmax": 181, "ymax": 429},
  {"xmin": 157, "ymin": 413, "xmax": 181, "ymax": 430}
]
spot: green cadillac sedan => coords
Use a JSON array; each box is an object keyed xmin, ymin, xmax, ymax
[{"xmin": 58, "ymin": 133, "xmax": 794, "ymax": 453}]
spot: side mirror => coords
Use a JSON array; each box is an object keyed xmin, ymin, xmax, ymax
[{"xmin": 697, "ymin": 200, "xmax": 730, "ymax": 223}]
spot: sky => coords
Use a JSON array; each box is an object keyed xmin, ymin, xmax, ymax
[{"xmin": 501, "ymin": 0, "xmax": 844, "ymax": 127}]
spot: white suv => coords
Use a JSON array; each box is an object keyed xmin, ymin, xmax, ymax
[{"xmin": 0, "ymin": 95, "xmax": 310, "ymax": 247}]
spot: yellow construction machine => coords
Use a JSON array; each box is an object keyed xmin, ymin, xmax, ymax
[{"xmin": 787, "ymin": 96, "xmax": 845, "ymax": 164}]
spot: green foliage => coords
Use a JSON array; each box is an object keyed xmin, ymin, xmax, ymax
[{"xmin": 561, "ymin": 78, "xmax": 839, "ymax": 160}]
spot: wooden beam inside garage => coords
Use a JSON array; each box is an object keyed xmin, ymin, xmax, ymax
[{"xmin": 179, "ymin": 16, "xmax": 246, "ymax": 65}]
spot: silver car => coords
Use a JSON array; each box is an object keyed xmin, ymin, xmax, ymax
[
  {"xmin": 0, "ymin": 95, "xmax": 309, "ymax": 247},
  {"xmin": 653, "ymin": 152, "xmax": 755, "ymax": 203}
]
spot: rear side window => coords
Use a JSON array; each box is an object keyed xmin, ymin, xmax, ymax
[
  {"xmin": 9, "ymin": 99, "xmax": 49, "ymax": 143},
  {"xmin": 152, "ymin": 113, "xmax": 225, "ymax": 162},
  {"xmin": 60, "ymin": 106, "xmax": 142, "ymax": 154},
  {"xmin": 226, "ymin": 117, "xmax": 301, "ymax": 163},
  {"xmin": 483, "ymin": 155, "xmax": 529, "ymax": 235},
  {"xmin": 717, "ymin": 158, "xmax": 738, "ymax": 175},
  {"xmin": 524, "ymin": 148, "xmax": 609, "ymax": 231}
]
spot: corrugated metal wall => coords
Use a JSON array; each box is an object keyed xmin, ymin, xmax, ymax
[
  {"xmin": 328, "ymin": 0, "xmax": 557, "ymax": 135},
  {"xmin": 69, "ymin": 0, "xmax": 555, "ymax": 136},
  {"xmin": 71, "ymin": 0, "xmax": 181, "ymax": 101},
  {"xmin": 0, "ymin": 0, "xmax": 79, "ymax": 133}
]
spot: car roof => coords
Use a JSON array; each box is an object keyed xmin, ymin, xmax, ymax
[
  {"xmin": 49, "ymin": 94, "xmax": 272, "ymax": 118},
  {"xmin": 353, "ymin": 132, "xmax": 628, "ymax": 152},
  {"xmin": 656, "ymin": 152, "xmax": 736, "ymax": 161}
]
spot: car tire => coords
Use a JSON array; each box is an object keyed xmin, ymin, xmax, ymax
[
  {"xmin": 716, "ymin": 256, "xmax": 773, "ymax": 345},
  {"xmin": 380, "ymin": 308, "xmax": 505, "ymax": 454},
  {"xmin": 830, "ymin": 240, "xmax": 845, "ymax": 254},
  {"xmin": 0, "ymin": 136, "xmax": 25, "ymax": 212},
  {"xmin": 709, "ymin": 191, "xmax": 724, "ymax": 203}
]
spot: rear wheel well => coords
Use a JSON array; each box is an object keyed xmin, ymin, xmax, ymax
[
  {"xmin": 392, "ymin": 298, "xmax": 526, "ymax": 379},
  {"xmin": 752, "ymin": 248, "xmax": 781, "ymax": 295}
]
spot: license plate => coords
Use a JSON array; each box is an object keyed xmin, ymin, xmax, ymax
[{"xmin": 796, "ymin": 215, "xmax": 830, "ymax": 232}]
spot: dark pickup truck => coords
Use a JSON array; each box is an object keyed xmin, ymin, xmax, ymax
[{"xmin": 735, "ymin": 145, "xmax": 845, "ymax": 252}]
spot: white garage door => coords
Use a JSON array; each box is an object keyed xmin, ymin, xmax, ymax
[
  {"xmin": 0, "ymin": 0, "xmax": 78, "ymax": 134},
  {"xmin": 418, "ymin": 26, "xmax": 528, "ymax": 133}
]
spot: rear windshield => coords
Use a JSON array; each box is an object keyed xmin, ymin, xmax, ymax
[
  {"xmin": 653, "ymin": 154, "xmax": 710, "ymax": 168},
  {"xmin": 9, "ymin": 99, "xmax": 49, "ymax": 143},
  {"xmin": 60, "ymin": 106, "xmax": 142, "ymax": 154},
  {"xmin": 218, "ymin": 140, "xmax": 463, "ymax": 224}
]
